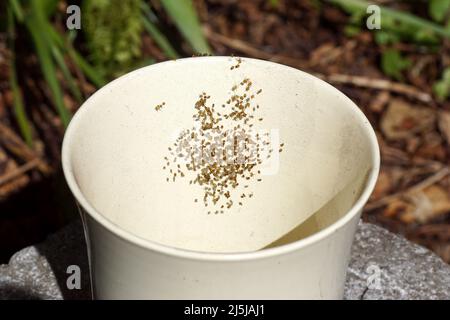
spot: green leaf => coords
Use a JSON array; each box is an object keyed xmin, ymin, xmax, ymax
[
  {"xmin": 10, "ymin": 0, "xmax": 72, "ymax": 127},
  {"xmin": 268, "ymin": 0, "xmax": 279, "ymax": 8},
  {"xmin": 9, "ymin": 0, "xmax": 25, "ymax": 22},
  {"xmin": 10, "ymin": 71, "xmax": 33, "ymax": 146},
  {"xmin": 329, "ymin": 0, "xmax": 450, "ymax": 39},
  {"xmin": 41, "ymin": 0, "xmax": 60, "ymax": 17},
  {"xmin": 142, "ymin": 17, "xmax": 179, "ymax": 59},
  {"xmin": 26, "ymin": 1, "xmax": 71, "ymax": 127},
  {"xmin": 344, "ymin": 10, "xmax": 364, "ymax": 37},
  {"xmin": 7, "ymin": 6, "xmax": 33, "ymax": 146},
  {"xmin": 141, "ymin": 3, "xmax": 179, "ymax": 59},
  {"xmin": 381, "ymin": 49, "xmax": 412, "ymax": 81},
  {"xmin": 48, "ymin": 27, "xmax": 106, "ymax": 87},
  {"xmin": 52, "ymin": 46, "xmax": 83, "ymax": 103},
  {"xmin": 433, "ymin": 67, "xmax": 450, "ymax": 101},
  {"xmin": 374, "ymin": 31, "xmax": 400, "ymax": 45},
  {"xmin": 160, "ymin": 0, "xmax": 211, "ymax": 54},
  {"xmin": 344, "ymin": 24, "xmax": 361, "ymax": 37},
  {"xmin": 68, "ymin": 49, "xmax": 107, "ymax": 87},
  {"xmin": 429, "ymin": 0, "xmax": 450, "ymax": 23}
]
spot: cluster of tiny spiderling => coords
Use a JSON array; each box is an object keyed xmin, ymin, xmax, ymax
[{"xmin": 159, "ymin": 64, "xmax": 284, "ymax": 214}]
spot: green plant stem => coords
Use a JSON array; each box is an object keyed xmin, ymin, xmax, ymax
[
  {"xmin": 328, "ymin": 0, "xmax": 450, "ymax": 38},
  {"xmin": 141, "ymin": 3, "xmax": 179, "ymax": 59},
  {"xmin": 9, "ymin": 0, "xmax": 24, "ymax": 22},
  {"xmin": 11, "ymin": 0, "xmax": 105, "ymax": 91},
  {"xmin": 8, "ymin": 7, "xmax": 33, "ymax": 146},
  {"xmin": 26, "ymin": 20, "xmax": 71, "ymax": 127},
  {"xmin": 21, "ymin": 1, "xmax": 71, "ymax": 127},
  {"xmin": 48, "ymin": 28, "xmax": 106, "ymax": 87},
  {"xmin": 51, "ymin": 46, "xmax": 83, "ymax": 103},
  {"xmin": 160, "ymin": 0, "xmax": 211, "ymax": 54}
]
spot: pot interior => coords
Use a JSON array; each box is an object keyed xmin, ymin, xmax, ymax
[{"xmin": 64, "ymin": 57, "xmax": 378, "ymax": 253}]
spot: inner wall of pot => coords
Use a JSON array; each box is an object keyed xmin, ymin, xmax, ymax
[
  {"xmin": 266, "ymin": 169, "xmax": 370, "ymax": 248},
  {"xmin": 67, "ymin": 57, "xmax": 375, "ymax": 253}
]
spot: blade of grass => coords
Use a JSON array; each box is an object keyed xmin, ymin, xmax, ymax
[
  {"xmin": 41, "ymin": 0, "xmax": 59, "ymax": 17},
  {"xmin": 51, "ymin": 45, "xmax": 83, "ymax": 103},
  {"xmin": 160, "ymin": 0, "xmax": 211, "ymax": 54},
  {"xmin": 13, "ymin": 0, "xmax": 107, "ymax": 89},
  {"xmin": 141, "ymin": 3, "xmax": 179, "ymax": 59},
  {"xmin": 48, "ymin": 27, "xmax": 106, "ymax": 87},
  {"xmin": 68, "ymin": 49, "xmax": 106, "ymax": 87},
  {"xmin": 26, "ymin": 1, "xmax": 71, "ymax": 127},
  {"xmin": 10, "ymin": 66, "xmax": 33, "ymax": 146},
  {"xmin": 7, "ymin": 6, "xmax": 33, "ymax": 146},
  {"xmin": 9, "ymin": 0, "xmax": 24, "ymax": 23},
  {"xmin": 55, "ymin": 26, "xmax": 107, "ymax": 87},
  {"xmin": 130, "ymin": 57, "xmax": 156, "ymax": 71},
  {"xmin": 141, "ymin": 18, "xmax": 179, "ymax": 59},
  {"xmin": 10, "ymin": 0, "xmax": 103, "ymax": 88},
  {"xmin": 328, "ymin": 0, "xmax": 450, "ymax": 38}
]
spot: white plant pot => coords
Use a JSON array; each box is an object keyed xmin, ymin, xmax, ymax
[{"xmin": 62, "ymin": 57, "xmax": 380, "ymax": 299}]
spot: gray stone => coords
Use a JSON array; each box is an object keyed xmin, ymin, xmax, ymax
[
  {"xmin": 345, "ymin": 222, "xmax": 450, "ymax": 300},
  {"xmin": 0, "ymin": 220, "xmax": 449, "ymax": 300},
  {"xmin": 0, "ymin": 220, "xmax": 90, "ymax": 300}
]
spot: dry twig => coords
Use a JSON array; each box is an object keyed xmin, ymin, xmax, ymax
[
  {"xmin": 366, "ymin": 166, "xmax": 450, "ymax": 211},
  {"xmin": 0, "ymin": 158, "xmax": 40, "ymax": 186},
  {"xmin": 0, "ymin": 123, "xmax": 50, "ymax": 174},
  {"xmin": 206, "ymin": 28, "xmax": 433, "ymax": 103},
  {"xmin": 318, "ymin": 74, "xmax": 433, "ymax": 104}
]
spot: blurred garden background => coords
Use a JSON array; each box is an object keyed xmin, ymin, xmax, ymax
[{"xmin": 0, "ymin": 0, "xmax": 449, "ymax": 263}]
